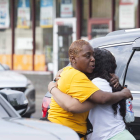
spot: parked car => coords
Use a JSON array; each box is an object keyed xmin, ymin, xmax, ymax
[
  {"xmin": 0, "ymin": 88, "xmax": 28, "ymax": 116},
  {"xmin": 42, "ymin": 28, "xmax": 140, "ymax": 140},
  {"xmin": 0, "ymin": 92, "xmax": 80, "ymax": 140},
  {"xmin": 0, "ymin": 63, "xmax": 35, "ymax": 117}
]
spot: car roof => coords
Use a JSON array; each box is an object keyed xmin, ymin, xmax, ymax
[{"xmin": 89, "ymin": 29, "xmax": 140, "ymax": 48}]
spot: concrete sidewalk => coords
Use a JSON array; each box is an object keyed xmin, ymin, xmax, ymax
[
  {"xmin": 19, "ymin": 71, "xmax": 53, "ymax": 119},
  {"xmin": 19, "ymin": 71, "xmax": 53, "ymax": 95}
]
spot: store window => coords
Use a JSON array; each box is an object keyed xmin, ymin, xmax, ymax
[
  {"xmin": 81, "ymin": 0, "xmax": 88, "ymax": 37},
  {"xmin": 91, "ymin": 0, "xmax": 111, "ymax": 18},
  {"xmin": 13, "ymin": 0, "xmax": 52, "ymax": 71},
  {"xmin": 35, "ymin": 0, "xmax": 53, "ymax": 71},
  {"xmin": 58, "ymin": 25, "xmax": 72, "ymax": 70},
  {"xmin": 0, "ymin": 0, "xmax": 12, "ymax": 67},
  {"xmin": 88, "ymin": 0, "xmax": 112, "ymax": 40},
  {"xmin": 56, "ymin": 0, "xmax": 76, "ymax": 18},
  {"xmin": 115, "ymin": 0, "xmax": 138, "ymax": 30},
  {"xmin": 14, "ymin": 0, "xmax": 33, "ymax": 71}
]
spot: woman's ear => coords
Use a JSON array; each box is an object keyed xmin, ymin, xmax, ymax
[{"xmin": 70, "ymin": 55, "xmax": 76, "ymax": 64}]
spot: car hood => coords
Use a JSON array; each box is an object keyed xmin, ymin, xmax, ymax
[
  {"xmin": 0, "ymin": 118, "xmax": 79, "ymax": 140},
  {"xmin": 0, "ymin": 71, "xmax": 27, "ymax": 88}
]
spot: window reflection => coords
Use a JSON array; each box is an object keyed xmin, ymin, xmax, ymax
[
  {"xmin": 107, "ymin": 45, "xmax": 132, "ymax": 81},
  {"xmin": 106, "ymin": 44, "xmax": 140, "ymax": 91}
]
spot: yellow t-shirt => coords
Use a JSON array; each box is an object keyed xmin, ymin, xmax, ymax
[{"xmin": 48, "ymin": 66, "xmax": 99, "ymax": 135}]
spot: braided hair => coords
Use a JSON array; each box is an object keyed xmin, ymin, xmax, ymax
[{"xmin": 89, "ymin": 48, "xmax": 126, "ymax": 123}]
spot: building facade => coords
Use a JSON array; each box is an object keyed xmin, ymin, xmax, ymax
[{"xmin": 0, "ymin": 0, "xmax": 139, "ymax": 74}]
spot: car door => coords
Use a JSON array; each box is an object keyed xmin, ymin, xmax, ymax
[
  {"xmin": 101, "ymin": 43, "xmax": 133, "ymax": 81},
  {"xmin": 102, "ymin": 43, "xmax": 140, "ymax": 139},
  {"xmin": 123, "ymin": 50, "xmax": 140, "ymax": 139}
]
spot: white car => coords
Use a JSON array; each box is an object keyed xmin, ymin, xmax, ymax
[
  {"xmin": 0, "ymin": 94, "xmax": 80, "ymax": 140},
  {"xmin": 0, "ymin": 63, "xmax": 35, "ymax": 117}
]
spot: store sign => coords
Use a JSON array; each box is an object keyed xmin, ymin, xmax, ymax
[
  {"xmin": 119, "ymin": 0, "xmax": 135, "ymax": 28},
  {"xmin": 60, "ymin": 0, "xmax": 73, "ymax": 17},
  {"xmin": 0, "ymin": 0, "xmax": 10, "ymax": 29},
  {"xmin": 40, "ymin": 0, "xmax": 53, "ymax": 28},
  {"xmin": 17, "ymin": 0, "xmax": 30, "ymax": 28}
]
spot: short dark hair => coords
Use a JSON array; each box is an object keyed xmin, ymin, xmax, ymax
[{"xmin": 69, "ymin": 39, "xmax": 90, "ymax": 63}]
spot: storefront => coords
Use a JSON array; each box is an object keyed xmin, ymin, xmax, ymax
[
  {"xmin": 0, "ymin": 0, "xmax": 54, "ymax": 71},
  {"xmin": 0, "ymin": 0, "xmax": 139, "ymax": 73}
]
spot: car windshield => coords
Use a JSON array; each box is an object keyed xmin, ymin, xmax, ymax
[{"xmin": 0, "ymin": 64, "xmax": 5, "ymax": 71}]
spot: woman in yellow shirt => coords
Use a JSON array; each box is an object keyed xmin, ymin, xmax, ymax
[{"xmin": 48, "ymin": 40, "xmax": 132, "ymax": 140}]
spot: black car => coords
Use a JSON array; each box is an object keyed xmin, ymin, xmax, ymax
[{"xmin": 42, "ymin": 28, "xmax": 140, "ymax": 140}]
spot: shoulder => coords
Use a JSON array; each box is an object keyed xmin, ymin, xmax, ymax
[
  {"xmin": 92, "ymin": 77, "xmax": 108, "ymax": 84},
  {"xmin": 92, "ymin": 78, "xmax": 112, "ymax": 92},
  {"xmin": 62, "ymin": 66, "xmax": 88, "ymax": 79},
  {"xmin": 60, "ymin": 66, "xmax": 90, "ymax": 87}
]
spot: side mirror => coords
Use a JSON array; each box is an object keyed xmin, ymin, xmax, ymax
[
  {"xmin": 0, "ymin": 89, "xmax": 28, "ymax": 116},
  {"xmin": 2, "ymin": 64, "xmax": 11, "ymax": 70}
]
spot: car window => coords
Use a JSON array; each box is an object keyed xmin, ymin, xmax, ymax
[
  {"xmin": 0, "ymin": 64, "xmax": 5, "ymax": 71},
  {"xmin": 106, "ymin": 44, "xmax": 133, "ymax": 84},
  {"xmin": 0, "ymin": 105, "xmax": 9, "ymax": 118},
  {"xmin": 125, "ymin": 51, "xmax": 140, "ymax": 91}
]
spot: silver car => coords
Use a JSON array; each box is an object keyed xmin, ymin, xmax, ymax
[
  {"xmin": 0, "ymin": 63, "xmax": 35, "ymax": 117},
  {"xmin": 0, "ymin": 94, "xmax": 80, "ymax": 140}
]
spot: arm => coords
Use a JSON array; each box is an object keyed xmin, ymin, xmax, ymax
[
  {"xmin": 48, "ymin": 81, "xmax": 96, "ymax": 113},
  {"xmin": 88, "ymin": 88, "xmax": 132, "ymax": 104},
  {"xmin": 48, "ymin": 79, "xmax": 132, "ymax": 112},
  {"xmin": 88, "ymin": 77, "xmax": 132, "ymax": 104}
]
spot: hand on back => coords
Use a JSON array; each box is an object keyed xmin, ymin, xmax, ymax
[{"xmin": 48, "ymin": 69, "xmax": 63, "ymax": 93}]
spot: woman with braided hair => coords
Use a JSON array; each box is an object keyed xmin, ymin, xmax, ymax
[{"xmin": 86, "ymin": 48, "xmax": 135, "ymax": 140}]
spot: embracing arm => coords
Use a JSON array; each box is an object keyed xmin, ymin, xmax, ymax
[
  {"xmin": 88, "ymin": 88, "xmax": 132, "ymax": 104},
  {"xmin": 48, "ymin": 80, "xmax": 132, "ymax": 112},
  {"xmin": 48, "ymin": 81, "xmax": 95, "ymax": 113}
]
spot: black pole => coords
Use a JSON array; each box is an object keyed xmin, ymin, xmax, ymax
[
  {"xmin": 11, "ymin": 0, "xmax": 15, "ymax": 70},
  {"xmin": 32, "ymin": 0, "xmax": 36, "ymax": 71},
  {"xmin": 76, "ymin": 0, "xmax": 82, "ymax": 39},
  {"xmin": 112, "ymin": 0, "xmax": 115, "ymax": 31}
]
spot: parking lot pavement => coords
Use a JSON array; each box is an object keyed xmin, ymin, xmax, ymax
[
  {"xmin": 31, "ymin": 93, "xmax": 45, "ymax": 119},
  {"xmin": 21, "ymin": 71, "xmax": 53, "ymax": 119}
]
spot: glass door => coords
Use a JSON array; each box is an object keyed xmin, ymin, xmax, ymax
[
  {"xmin": 53, "ymin": 18, "xmax": 76, "ymax": 76},
  {"xmin": 58, "ymin": 25, "xmax": 72, "ymax": 70}
]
